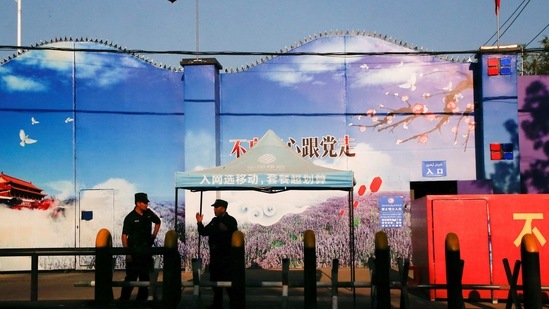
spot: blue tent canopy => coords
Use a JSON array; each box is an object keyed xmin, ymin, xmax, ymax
[
  {"xmin": 175, "ymin": 129, "xmax": 355, "ymax": 193},
  {"xmin": 174, "ymin": 130, "xmax": 357, "ymax": 283}
]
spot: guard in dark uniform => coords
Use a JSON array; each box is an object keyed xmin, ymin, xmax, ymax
[
  {"xmin": 120, "ymin": 192, "xmax": 161, "ymax": 301},
  {"xmin": 196, "ymin": 199, "xmax": 238, "ymax": 308}
]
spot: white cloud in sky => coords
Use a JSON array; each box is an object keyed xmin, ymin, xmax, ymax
[
  {"xmin": 46, "ymin": 180, "xmax": 75, "ymax": 200},
  {"xmin": 2, "ymin": 75, "xmax": 47, "ymax": 92},
  {"xmin": 19, "ymin": 42, "xmax": 75, "ymax": 72},
  {"xmin": 315, "ymin": 142, "xmax": 409, "ymax": 191},
  {"xmin": 262, "ymin": 37, "xmax": 419, "ymax": 88},
  {"xmin": 75, "ymin": 52, "xmax": 144, "ymax": 88},
  {"xmin": 318, "ymin": 142, "xmax": 391, "ymax": 178},
  {"xmin": 0, "ymin": 204, "xmax": 77, "ymax": 267},
  {"xmin": 77, "ymin": 178, "xmax": 138, "ymax": 247},
  {"xmin": 351, "ymin": 64, "xmax": 418, "ymax": 88},
  {"xmin": 185, "ymin": 130, "xmax": 216, "ymax": 171},
  {"xmin": 10, "ymin": 42, "xmax": 145, "ymax": 89},
  {"xmin": 0, "ymin": 177, "xmax": 140, "ymax": 259},
  {"xmin": 86, "ymin": 178, "xmax": 137, "ymax": 211},
  {"xmin": 47, "ymin": 177, "xmax": 137, "ymax": 212},
  {"xmin": 262, "ymin": 66, "xmax": 315, "ymax": 87}
]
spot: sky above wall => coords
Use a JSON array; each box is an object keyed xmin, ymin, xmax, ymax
[{"xmin": 0, "ymin": 0, "xmax": 547, "ymax": 70}]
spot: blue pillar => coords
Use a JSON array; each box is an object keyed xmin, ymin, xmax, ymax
[
  {"xmin": 178, "ymin": 58, "xmax": 222, "ymax": 240},
  {"xmin": 475, "ymin": 47, "xmax": 521, "ymax": 193},
  {"xmin": 180, "ymin": 58, "xmax": 223, "ymax": 170}
]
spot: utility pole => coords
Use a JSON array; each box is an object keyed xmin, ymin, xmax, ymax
[
  {"xmin": 195, "ymin": 0, "xmax": 199, "ymax": 60},
  {"xmin": 167, "ymin": 0, "xmax": 199, "ymax": 59}
]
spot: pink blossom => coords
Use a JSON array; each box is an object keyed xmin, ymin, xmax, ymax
[
  {"xmin": 424, "ymin": 113, "xmax": 437, "ymax": 121},
  {"xmin": 412, "ymin": 103, "xmax": 427, "ymax": 114}
]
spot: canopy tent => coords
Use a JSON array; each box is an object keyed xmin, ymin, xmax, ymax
[
  {"xmin": 174, "ymin": 129, "xmax": 357, "ymax": 280},
  {"xmin": 175, "ymin": 129, "xmax": 354, "ymax": 192}
]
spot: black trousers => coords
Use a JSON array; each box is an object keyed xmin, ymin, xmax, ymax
[
  {"xmin": 209, "ymin": 257, "xmax": 234, "ymax": 308},
  {"xmin": 120, "ymin": 255, "xmax": 153, "ymax": 300}
]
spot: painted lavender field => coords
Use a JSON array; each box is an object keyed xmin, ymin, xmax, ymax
[
  {"xmin": 1, "ymin": 190, "xmax": 411, "ymax": 271},
  {"xmin": 179, "ymin": 193, "xmax": 411, "ymax": 271}
]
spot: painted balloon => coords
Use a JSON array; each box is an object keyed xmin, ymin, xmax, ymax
[
  {"xmin": 357, "ymin": 184, "xmax": 367, "ymax": 196},
  {"xmin": 369, "ymin": 177, "xmax": 382, "ymax": 194}
]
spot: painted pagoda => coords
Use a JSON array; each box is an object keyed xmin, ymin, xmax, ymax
[{"xmin": 0, "ymin": 172, "xmax": 48, "ymax": 208}]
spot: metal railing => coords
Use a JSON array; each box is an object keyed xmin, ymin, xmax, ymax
[
  {"xmin": 0, "ymin": 246, "xmax": 165, "ymax": 302},
  {"xmin": 1, "ymin": 229, "xmax": 545, "ymax": 309}
]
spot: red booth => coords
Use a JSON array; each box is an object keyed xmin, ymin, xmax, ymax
[{"xmin": 411, "ymin": 194, "xmax": 549, "ymax": 301}]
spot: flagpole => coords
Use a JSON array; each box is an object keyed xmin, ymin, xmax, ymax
[
  {"xmin": 17, "ymin": 0, "xmax": 22, "ymax": 53},
  {"xmin": 495, "ymin": 0, "xmax": 500, "ymax": 47},
  {"xmin": 195, "ymin": 0, "xmax": 199, "ymax": 60},
  {"xmin": 497, "ymin": 10, "xmax": 500, "ymax": 47}
]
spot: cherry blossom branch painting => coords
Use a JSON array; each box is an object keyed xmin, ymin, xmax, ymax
[{"xmin": 350, "ymin": 70, "xmax": 475, "ymax": 151}]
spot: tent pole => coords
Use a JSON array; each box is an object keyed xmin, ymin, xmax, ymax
[
  {"xmin": 348, "ymin": 190, "xmax": 356, "ymax": 304},
  {"xmin": 174, "ymin": 188, "xmax": 179, "ymax": 232},
  {"xmin": 198, "ymin": 191, "xmax": 204, "ymax": 259}
]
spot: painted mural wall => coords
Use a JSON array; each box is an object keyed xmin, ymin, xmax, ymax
[
  {"xmin": 178, "ymin": 35, "xmax": 477, "ymax": 270},
  {"xmin": 0, "ymin": 34, "xmax": 513, "ymax": 271}
]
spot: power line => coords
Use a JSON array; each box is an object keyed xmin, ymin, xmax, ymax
[
  {"xmin": 525, "ymin": 23, "xmax": 549, "ymax": 47},
  {"xmin": 494, "ymin": 0, "xmax": 532, "ymax": 45},
  {"xmin": 482, "ymin": 0, "xmax": 529, "ymax": 46},
  {"xmin": 1, "ymin": 44, "xmax": 541, "ymax": 58}
]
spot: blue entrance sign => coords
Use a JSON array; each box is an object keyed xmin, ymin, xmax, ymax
[
  {"xmin": 379, "ymin": 196, "xmax": 404, "ymax": 228},
  {"xmin": 422, "ymin": 160, "xmax": 447, "ymax": 177}
]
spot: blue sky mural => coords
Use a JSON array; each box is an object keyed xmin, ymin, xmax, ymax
[{"xmin": 1, "ymin": 42, "xmax": 184, "ymax": 202}]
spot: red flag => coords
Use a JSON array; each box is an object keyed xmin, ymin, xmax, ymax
[{"xmin": 494, "ymin": 0, "xmax": 500, "ymax": 15}]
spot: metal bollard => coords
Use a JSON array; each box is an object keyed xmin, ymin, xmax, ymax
[
  {"xmin": 95, "ymin": 228, "xmax": 114, "ymax": 305},
  {"xmin": 397, "ymin": 257, "xmax": 410, "ymax": 309},
  {"xmin": 372, "ymin": 231, "xmax": 390, "ymax": 309},
  {"xmin": 331, "ymin": 259, "xmax": 339, "ymax": 309},
  {"xmin": 231, "ymin": 230, "xmax": 246, "ymax": 308},
  {"xmin": 162, "ymin": 230, "xmax": 181, "ymax": 308},
  {"xmin": 445, "ymin": 232, "xmax": 464, "ymax": 309},
  {"xmin": 191, "ymin": 258, "xmax": 202, "ymax": 305},
  {"xmin": 521, "ymin": 233, "xmax": 542, "ymax": 309},
  {"xmin": 282, "ymin": 258, "xmax": 290, "ymax": 309},
  {"xmin": 304, "ymin": 229, "xmax": 317, "ymax": 309}
]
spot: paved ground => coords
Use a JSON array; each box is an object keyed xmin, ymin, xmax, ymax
[{"xmin": 0, "ymin": 268, "xmax": 545, "ymax": 308}]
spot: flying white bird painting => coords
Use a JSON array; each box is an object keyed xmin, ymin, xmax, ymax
[
  {"xmin": 31, "ymin": 117, "xmax": 39, "ymax": 125},
  {"xmin": 399, "ymin": 74, "xmax": 417, "ymax": 91},
  {"xmin": 442, "ymin": 82, "xmax": 453, "ymax": 92},
  {"xmin": 64, "ymin": 117, "xmax": 74, "ymax": 123},
  {"xmin": 19, "ymin": 129, "xmax": 37, "ymax": 147}
]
